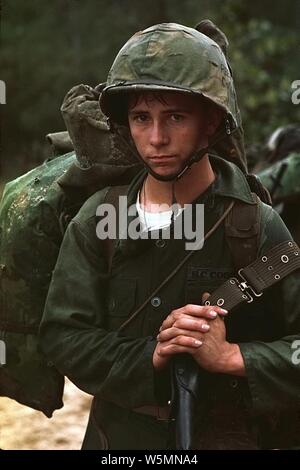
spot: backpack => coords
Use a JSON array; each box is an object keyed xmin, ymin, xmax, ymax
[
  {"xmin": 0, "ymin": 85, "xmax": 141, "ymax": 417},
  {"xmin": 0, "ymin": 84, "xmax": 267, "ymax": 417}
]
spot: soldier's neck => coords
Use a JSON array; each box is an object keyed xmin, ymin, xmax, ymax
[{"xmin": 142, "ymin": 154, "xmax": 215, "ymax": 211}]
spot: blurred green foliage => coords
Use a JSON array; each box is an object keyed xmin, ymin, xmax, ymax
[{"xmin": 1, "ymin": 0, "xmax": 299, "ymax": 180}]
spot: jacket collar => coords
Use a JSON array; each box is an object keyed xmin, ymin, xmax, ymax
[{"xmin": 209, "ymin": 155, "xmax": 254, "ymax": 204}]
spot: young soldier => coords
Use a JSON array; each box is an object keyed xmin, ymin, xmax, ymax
[{"xmin": 40, "ymin": 23, "xmax": 300, "ymax": 449}]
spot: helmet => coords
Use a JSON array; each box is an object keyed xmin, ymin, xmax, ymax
[
  {"xmin": 266, "ymin": 124, "xmax": 300, "ymax": 164},
  {"xmin": 100, "ymin": 23, "xmax": 245, "ymax": 180},
  {"xmin": 100, "ymin": 23, "xmax": 239, "ymax": 131}
]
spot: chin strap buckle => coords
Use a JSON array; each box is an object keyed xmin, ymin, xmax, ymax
[{"xmin": 225, "ymin": 119, "xmax": 231, "ymax": 135}]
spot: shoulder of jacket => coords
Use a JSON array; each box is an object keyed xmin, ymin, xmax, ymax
[{"xmin": 72, "ymin": 187, "xmax": 111, "ymax": 225}]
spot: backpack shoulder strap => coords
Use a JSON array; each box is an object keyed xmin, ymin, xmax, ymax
[
  {"xmin": 225, "ymin": 193, "xmax": 261, "ymax": 270},
  {"xmin": 102, "ymin": 185, "xmax": 128, "ymax": 273}
]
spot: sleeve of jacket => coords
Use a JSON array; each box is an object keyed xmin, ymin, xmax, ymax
[
  {"xmin": 39, "ymin": 200, "xmax": 158, "ymax": 410},
  {"xmin": 238, "ymin": 203, "xmax": 300, "ymax": 414}
]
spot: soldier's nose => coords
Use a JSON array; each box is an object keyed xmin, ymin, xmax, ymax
[{"xmin": 149, "ymin": 122, "xmax": 169, "ymax": 147}]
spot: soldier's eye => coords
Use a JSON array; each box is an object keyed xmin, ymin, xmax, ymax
[
  {"xmin": 133, "ymin": 114, "xmax": 149, "ymax": 123},
  {"xmin": 170, "ymin": 114, "xmax": 185, "ymax": 122}
]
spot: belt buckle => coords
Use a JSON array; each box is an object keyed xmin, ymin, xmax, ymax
[{"xmin": 236, "ymin": 269, "xmax": 263, "ymax": 303}]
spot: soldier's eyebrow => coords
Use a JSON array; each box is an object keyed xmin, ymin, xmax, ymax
[
  {"xmin": 128, "ymin": 109, "xmax": 149, "ymax": 115},
  {"xmin": 162, "ymin": 107, "xmax": 193, "ymax": 114},
  {"xmin": 128, "ymin": 107, "xmax": 194, "ymax": 115}
]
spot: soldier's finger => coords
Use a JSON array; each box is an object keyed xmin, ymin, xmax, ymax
[
  {"xmin": 159, "ymin": 305, "xmax": 227, "ymax": 331},
  {"xmin": 158, "ymin": 340, "xmax": 202, "ymax": 357},
  {"xmin": 160, "ymin": 315, "xmax": 209, "ymax": 333},
  {"xmin": 172, "ymin": 317, "xmax": 210, "ymax": 332},
  {"xmin": 157, "ymin": 326, "xmax": 206, "ymax": 343},
  {"xmin": 180, "ymin": 304, "xmax": 228, "ymax": 318}
]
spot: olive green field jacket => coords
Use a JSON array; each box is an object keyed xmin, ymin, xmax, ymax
[{"xmin": 39, "ymin": 156, "xmax": 300, "ymax": 449}]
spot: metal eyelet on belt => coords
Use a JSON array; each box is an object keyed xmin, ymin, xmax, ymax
[
  {"xmin": 151, "ymin": 296, "xmax": 161, "ymax": 308},
  {"xmin": 281, "ymin": 255, "xmax": 289, "ymax": 263},
  {"xmin": 217, "ymin": 298, "xmax": 224, "ymax": 306}
]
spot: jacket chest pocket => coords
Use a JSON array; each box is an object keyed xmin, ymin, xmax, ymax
[
  {"xmin": 185, "ymin": 266, "xmax": 234, "ymax": 304},
  {"xmin": 106, "ymin": 278, "xmax": 137, "ymax": 330}
]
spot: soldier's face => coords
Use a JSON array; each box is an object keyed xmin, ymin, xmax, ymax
[{"xmin": 128, "ymin": 91, "xmax": 212, "ymax": 177}]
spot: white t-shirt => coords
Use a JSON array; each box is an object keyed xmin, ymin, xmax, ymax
[{"xmin": 136, "ymin": 190, "xmax": 184, "ymax": 232}]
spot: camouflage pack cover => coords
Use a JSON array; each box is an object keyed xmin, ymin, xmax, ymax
[
  {"xmin": 0, "ymin": 153, "xmax": 74, "ymax": 416},
  {"xmin": 0, "ymin": 86, "xmax": 139, "ymax": 416}
]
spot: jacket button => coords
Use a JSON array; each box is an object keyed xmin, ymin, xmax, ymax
[
  {"xmin": 230, "ymin": 379, "xmax": 238, "ymax": 389},
  {"xmin": 151, "ymin": 297, "xmax": 161, "ymax": 308},
  {"xmin": 109, "ymin": 298, "xmax": 116, "ymax": 311},
  {"xmin": 156, "ymin": 239, "xmax": 166, "ymax": 248}
]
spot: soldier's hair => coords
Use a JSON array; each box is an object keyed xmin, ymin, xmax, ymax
[{"xmin": 111, "ymin": 90, "xmax": 216, "ymax": 127}]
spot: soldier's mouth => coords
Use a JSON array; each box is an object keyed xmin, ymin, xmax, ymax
[{"xmin": 148, "ymin": 155, "xmax": 176, "ymax": 163}]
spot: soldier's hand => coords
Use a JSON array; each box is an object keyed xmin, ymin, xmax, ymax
[
  {"xmin": 152, "ymin": 303, "xmax": 227, "ymax": 371},
  {"xmin": 159, "ymin": 303, "xmax": 227, "ymax": 335},
  {"xmin": 192, "ymin": 316, "xmax": 245, "ymax": 375}
]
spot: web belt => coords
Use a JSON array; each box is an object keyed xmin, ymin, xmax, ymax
[{"xmin": 204, "ymin": 240, "xmax": 300, "ymax": 310}]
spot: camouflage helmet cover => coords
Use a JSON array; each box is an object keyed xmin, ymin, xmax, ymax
[{"xmin": 100, "ymin": 23, "xmax": 239, "ymax": 130}]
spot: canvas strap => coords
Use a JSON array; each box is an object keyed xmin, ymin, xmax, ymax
[{"xmin": 204, "ymin": 239, "xmax": 300, "ymax": 311}]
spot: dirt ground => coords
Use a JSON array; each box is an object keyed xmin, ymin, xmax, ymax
[{"xmin": 0, "ymin": 379, "xmax": 92, "ymax": 450}]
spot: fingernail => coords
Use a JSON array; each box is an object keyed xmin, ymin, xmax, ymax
[
  {"xmin": 209, "ymin": 310, "xmax": 217, "ymax": 318},
  {"xmin": 194, "ymin": 340, "xmax": 203, "ymax": 346},
  {"xmin": 202, "ymin": 324, "xmax": 210, "ymax": 331},
  {"xmin": 220, "ymin": 308, "xmax": 228, "ymax": 314},
  {"xmin": 156, "ymin": 334, "xmax": 160, "ymax": 341}
]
